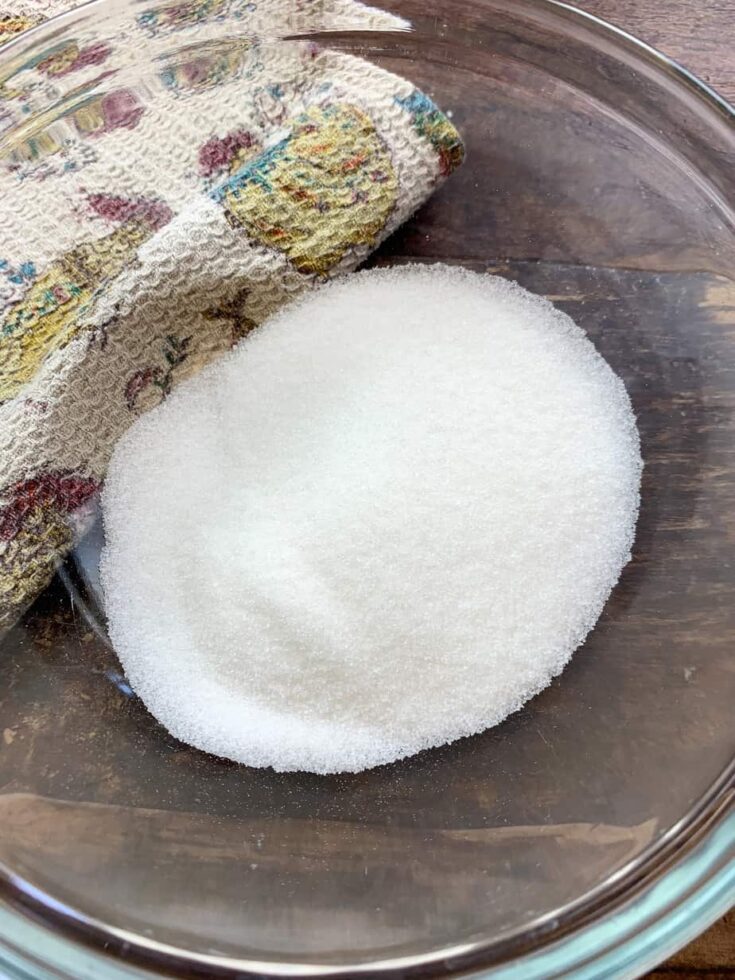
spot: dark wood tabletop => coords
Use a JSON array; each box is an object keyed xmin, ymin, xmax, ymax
[
  {"xmin": 575, "ymin": 2, "xmax": 735, "ymax": 973},
  {"xmin": 0, "ymin": 1, "xmax": 731, "ymax": 976},
  {"xmin": 578, "ymin": 0, "xmax": 735, "ymax": 106}
]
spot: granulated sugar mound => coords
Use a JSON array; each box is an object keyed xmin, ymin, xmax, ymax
[{"xmin": 101, "ymin": 264, "xmax": 642, "ymax": 774}]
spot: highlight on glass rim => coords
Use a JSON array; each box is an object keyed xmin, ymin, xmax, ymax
[{"xmin": 0, "ymin": 0, "xmax": 732, "ymax": 978}]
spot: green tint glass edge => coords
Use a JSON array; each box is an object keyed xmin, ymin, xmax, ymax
[
  {"xmin": 0, "ymin": 0, "xmax": 732, "ymax": 977},
  {"xmin": 0, "ymin": 809, "xmax": 732, "ymax": 979}
]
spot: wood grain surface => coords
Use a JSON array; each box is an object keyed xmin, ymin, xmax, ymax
[
  {"xmin": 578, "ymin": 0, "xmax": 735, "ymax": 107},
  {"xmin": 0, "ymin": 1, "xmax": 733, "ymax": 977},
  {"xmin": 574, "ymin": 2, "xmax": 735, "ymax": 976}
]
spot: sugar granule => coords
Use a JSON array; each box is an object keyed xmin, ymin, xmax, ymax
[{"xmin": 101, "ymin": 264, "xmax": 642, "ymax": 774}]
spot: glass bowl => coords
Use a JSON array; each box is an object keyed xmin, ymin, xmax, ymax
[{"xmin": 0, "ymin": 0, "xmax": 733, "ymax": 977}]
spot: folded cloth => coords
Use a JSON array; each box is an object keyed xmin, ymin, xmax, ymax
[{"xmin": 0, "ymin": 0, "xmax": 464, "ymax": 631}]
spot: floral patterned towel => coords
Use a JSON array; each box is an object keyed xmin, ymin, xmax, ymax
[{"xmin": 0, "ymin": 0, "xmax": 464, "ymax": 631}]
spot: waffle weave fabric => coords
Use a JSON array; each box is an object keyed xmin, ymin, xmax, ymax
[{"xmin": 0, "ymin": 0, "xmax": 464, "ymax": 630}]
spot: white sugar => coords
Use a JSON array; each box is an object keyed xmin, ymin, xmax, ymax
[{"xmin": 101, "ymin": 264, "xmax": 642, "ymax": 774}]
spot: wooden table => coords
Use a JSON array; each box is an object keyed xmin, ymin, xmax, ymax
[
  {"xmin": 575, "ymin": 2, "xmax": 735, "ymax": 973},
  {"xmin": 0, "ymin": 1, "xmax": 731, "ymax": 976},
  {"xmin": 578, "ymin": 0, "xmax": 735, "ymax": 106}
]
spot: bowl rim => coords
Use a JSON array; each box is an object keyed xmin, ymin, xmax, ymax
[
  {"xmin": 1, "ymin": 804, "xmax": 732, "ymax": 979},
  {"xmin": 0, "ymin": 0, "xmax": 733, "ymax": 977},
  {"xmin": 548, "ymin": 0, "xmax": 735, "ymax": 123}
]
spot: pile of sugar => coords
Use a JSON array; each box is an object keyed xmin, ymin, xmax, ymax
[{"xmin": 101, "ymin": 264, "xmax": 642, "ymax": 774}]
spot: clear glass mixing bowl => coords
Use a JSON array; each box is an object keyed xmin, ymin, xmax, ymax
[{"xmin": 0, "ymin": 1, "xmax": 733, "ymax": 977}]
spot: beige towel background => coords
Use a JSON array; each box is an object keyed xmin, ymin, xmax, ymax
[{"xmin": 0, "ymin": 0, "xmax": 463, "ymax": 629}]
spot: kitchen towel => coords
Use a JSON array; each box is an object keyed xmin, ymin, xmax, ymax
[{"xmin": 0, "ymin": 0, "xmax": 464, "ymax": 630}]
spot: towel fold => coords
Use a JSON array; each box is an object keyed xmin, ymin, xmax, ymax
[{"xmin": 0, "ymin": 0, "xmax": 463, "ymax": 629}]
